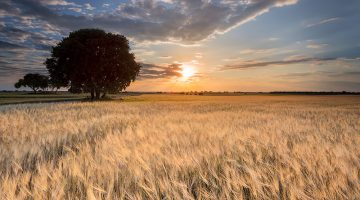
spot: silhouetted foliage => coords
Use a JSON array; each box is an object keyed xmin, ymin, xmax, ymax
[
  {"xmin": 14, "ymin": 73, "xmax": 49, "ymax": 94},
  {"xmin": 68, "ymin": 85, "xmax": 82, "ymax": 94},
  {"xmin": 45, "ymin": 29, "xmax": 141, "ymax": 100}
]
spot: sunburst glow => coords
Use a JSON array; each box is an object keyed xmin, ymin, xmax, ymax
[{"xmin": 180, "ymin": 65, "xmax": 195, "ymax": 80}]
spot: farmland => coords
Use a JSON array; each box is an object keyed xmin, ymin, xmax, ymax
[{"xmin": 0, "ymin": 95, "xmax": 359, "ymax": 199}]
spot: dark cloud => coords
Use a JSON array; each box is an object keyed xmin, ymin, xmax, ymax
[
  {"xmin": 222, "ymin": 57, "xmax": 339, "ymax": 70},
  {"xmin": 0, "ymin": 60, "xmax": 47, "ymax": 83},
  {"xmin": 0, "ymin": 62, "xmax": 46, "ymax": 76},
  {"xmin": 277, "ymin": 71, "xmax": 360, "ymax": 78},
  {"xmin": 139, "ymin": 63, "xmax": 182, "ymax": 79},
  {"xmin": 1, "ymin": 0, "xmax": 298, "ymax": 43},
  {"xmin": 0, "ymin": 25, "xmax": 56, "ymax": 50},
  {"xmin": 0, "ymin": 43, "xmax": 48, "ymax": 84},
  {"xmin": 0, "ymin": 41, "xmax": 28, "ymax": 50},
  {"xmin": 0, "ymin": 25, "xmax": 30, "ymax": 42}
]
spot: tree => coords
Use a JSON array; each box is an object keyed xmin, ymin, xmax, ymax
[
  {"xmin": 14, "ymin": 73, "xmax": 49, "ymax": 94},
  {"xmin": 45, "ymin": 29, "xmax": 141, "ymax": 100},
  {"xmin": 47, "ymin": 76, "xmax": 63, "ymax": 93}
]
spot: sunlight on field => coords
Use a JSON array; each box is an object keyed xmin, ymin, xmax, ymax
[{"xmin": 0, "ymin": 96, "xmax": 359, "ymax": 199}]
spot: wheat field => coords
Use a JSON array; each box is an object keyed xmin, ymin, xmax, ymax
[{"xmin": 0, "ymin": 95, "xmax": 359, "ymax": 199}]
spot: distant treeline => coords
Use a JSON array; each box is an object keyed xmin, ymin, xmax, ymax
[{"xmin": 269, "ymin": 91, "xmax": 360, "ymax": 95}]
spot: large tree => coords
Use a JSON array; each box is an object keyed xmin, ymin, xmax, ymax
[
  {"xmin": 14, "ymin": 73, "xmax": 49, "ymax": 94},
  {"xmin": 45, "ymin": 29, "xmax": 141, "ymax": 99}
]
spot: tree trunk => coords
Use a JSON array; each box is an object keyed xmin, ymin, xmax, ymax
[
  {"xmin": 101, "ymin": 92, "xmax": 106, "ymax": 99},
  {"xmin": 90, "ymin": 88, "xmax": 95, "ymax": 100},
  {"xmin": 95, "ymin": 89, "xmax": 100, "ymax": 99}
]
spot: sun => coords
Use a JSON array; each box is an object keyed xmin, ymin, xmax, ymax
[{"xmin": 180, "ymin": 65, "xmax": 195, "ymax": 80}]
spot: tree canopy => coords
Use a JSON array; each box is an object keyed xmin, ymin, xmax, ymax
[
  {"xmin": 45, "ymin": 29, "xmax": 141, "ymax": 99},
  {"xmin": 14, "ymin": 73, "xmax": 49, "ymax": 93}
]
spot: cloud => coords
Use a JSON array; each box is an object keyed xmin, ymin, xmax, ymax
[
  {"xmin": 0, "ymin": 25, "xmax": 31, "ymax": 42},
  {"xmin": 0, "ymin": 41, "xmax": 28, "ymax": 50},
  {"xmin": 268, "ymin": 37, "xmax": 280, "ymax": 41},
  {"xmin": 222, "ymin": 57, "xmax": 339, "ymax": 70},
  {"xmin": 2, "ymin": 0, "xmax": 298, "ymax": 44},
  {"xmin": 68, "ymin": 7, "xmax": 82, "ymax": 13},
  {"xmin": 239, "ymin": 48, "xmax": 278, "ymax": 55},
  {"xmin": 0, "ymin": 25, "xmax": 57, "ymax": 50},
  {"xmin": 139, "ymin": 63, "xmax": 182, "ymax": 79},
  {"xmin": 222, "ymin": 57, "xmax": 244, "ymax": 62},
  {"xmin": 306, "ymin": 17, "xmax": 340, "ymax": 28},
  {"xmin": 223, "ymin": 48, "xmax": 296, "ymax": 61},
  {"xmin": 84, "ymin": 3, "xmax": 95, "ymax": 11},
  {"xmin": 306, "ymin": 43, "xmax": 328, "ymax": 49},
  {"xmin": 276, "ymin": 71, "xmax": 360, "ymax": 79},
  {"xmin": 195, "ymin": 54, "xmax": 203, "ymax": 59},
  {"xmin": 159, "ymin": 56, "xmax": 172, "ymax": 59},
  {"xmin": 222, "ymin": 56, "xmax": 360, "ymax": 71},
  {"xmin": 277, "ymin": 72, "xmax": 316, "ymax": 78},
  {"xmin": 0, "ymin": 48, "xmax": 48, "ymax": 83},
  {"xmin": 40, "ymin": 0, "xmax": 76, "ymax": 6},
  {"xmin": 132, "ymin": 49, "xmax": 155, "ymax": 58},
  {"xmin": 0, "ymin": 25, "xmax": 52, "ymax": 84}
]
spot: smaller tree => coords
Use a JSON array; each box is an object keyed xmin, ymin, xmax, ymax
[{"xmin": 14, "ymin": 73, "xmax": 49, "ymax": 94}]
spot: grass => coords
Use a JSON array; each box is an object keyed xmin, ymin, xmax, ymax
[
  {"xmin": 0, "ymin": 95, "xmax": 359, "ymax": 199},
  {"xmin": 0, "ymin": 92, "xmax": 86, "ymax": 105}
]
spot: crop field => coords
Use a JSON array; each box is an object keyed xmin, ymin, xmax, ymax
[{"xmin": 0, "ymin": 95, "xmax": 359, "ymax": 199}]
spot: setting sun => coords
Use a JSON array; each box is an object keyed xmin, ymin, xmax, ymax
[{"xmin": 180, "ymin": 65, "xmax": 195, "ymax": 80}]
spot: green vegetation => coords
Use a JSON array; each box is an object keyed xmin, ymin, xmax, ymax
[{"xmin": 0, "ymin": 92, "xmax": 86, "ymax": 105}]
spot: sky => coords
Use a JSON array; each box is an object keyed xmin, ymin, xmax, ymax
[{"xmin": 0, "ymin": 0, "xmax": 360, "ymax": 92}]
